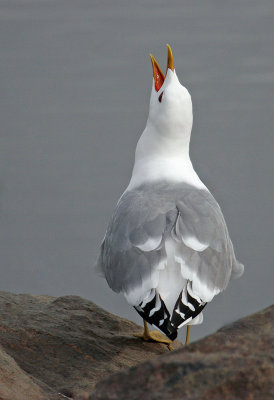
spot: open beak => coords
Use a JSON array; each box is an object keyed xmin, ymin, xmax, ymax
[{"xmin": 150, "ymin": 44, "xmax": 175, "ymax": 92}]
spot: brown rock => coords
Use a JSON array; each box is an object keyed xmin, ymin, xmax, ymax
[
  {"xmin": 90, "ymin": 305, "xmax": 274, "ymax": 400},
  {"xmin": 0, "ymin": 291, "xmax": 181, "ymax": 399},
  {"xmin": 0, "ymin": 344, "xmax": 48, "ymax": 400},
  {"xmin": 0, "ymin": 291, "xmax": 272, "ymax": 400}
]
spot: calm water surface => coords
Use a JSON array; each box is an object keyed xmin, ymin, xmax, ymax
[{"xmin": 0, "ymin": 0, "xmax": 273, "ymax": 342}]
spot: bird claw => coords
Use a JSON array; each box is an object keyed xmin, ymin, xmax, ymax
[{"xmin": 134, "ymin": 329, "xmax": 173, "ymax": 348}]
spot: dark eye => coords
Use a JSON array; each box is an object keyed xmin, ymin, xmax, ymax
[{"xmin": 158, "ymin": 91, "xmax": 164, "ymax": 103}]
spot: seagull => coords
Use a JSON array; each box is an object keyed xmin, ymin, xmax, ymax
[{"xmin": 95, "ymin": 45, "xmax": 244, "ymax": 347}]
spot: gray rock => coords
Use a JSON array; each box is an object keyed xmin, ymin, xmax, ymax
[
  {"xmin": 90, "ymin": 305, "xmax": 274, "ymax": 400},
  {"xmin": 0, "ymin": 343, "xmax": 48, "ymax": 400},
  {"xmin": 0, "ymin": 291, "xmax": 272, "ymax": 400},
  {"xmin": 0, "ymin": 291, "xmax": 181, "ymax": 399}
]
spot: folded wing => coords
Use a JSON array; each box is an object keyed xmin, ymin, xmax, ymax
[{"xmin": 95, "ymin": 182, "xmax": 244, "ymax": 307}]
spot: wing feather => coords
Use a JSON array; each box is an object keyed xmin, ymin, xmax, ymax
[{"xmin": 95, "ymin": 182, "xmax": 243, "ymax": 305}]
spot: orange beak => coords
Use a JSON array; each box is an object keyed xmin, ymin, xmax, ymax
[{"xmin": 150, "ymin": 44, "xmax": 175, "ymax": 92}]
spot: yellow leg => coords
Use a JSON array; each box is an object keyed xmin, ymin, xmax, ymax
[
  {"xmin": 134, "ymin": 320, "xmax": 173, "ymax": 349},
  {"xmin": 185, "ymin": 325, "xmax": 191, "ymax": 345}
]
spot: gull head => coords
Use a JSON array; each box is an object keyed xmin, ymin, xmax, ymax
[
  {"xmin": 128, "ymin": 45, "xmax": 198, "ymax": 190},
  {"xmin": 147, "ymin": 45, "xmax": 193, "ymax": 142}
]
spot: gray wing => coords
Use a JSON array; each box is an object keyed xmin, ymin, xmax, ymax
[
  {"xmin": 171, "ymin": 188, "xmax": 244, "ymax": 301},
  {"xmin": 95, "ymin": 182, "xmax": 243, "ymax": 302}
]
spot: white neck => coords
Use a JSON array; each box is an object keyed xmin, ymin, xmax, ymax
[{"xmin": 126, "ymin": 124, "xmax": 207, "ymax": 191}]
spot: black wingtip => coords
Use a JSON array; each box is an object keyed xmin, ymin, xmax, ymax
[
  {"xmin": 134, "ymin": 291, "xmax": 178, "ymax": 341},
  {"xmin": 166, "ymin": 329, "xmax": 178, "ymax": 341}
]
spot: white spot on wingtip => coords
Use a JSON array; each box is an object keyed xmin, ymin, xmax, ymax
[
  {"xmin": 175, "ymin": 308, "xmax": 185, "ymax": 319},
  {"xmin": 149, "ymin": 294, "xmax": 161, "ymax": 317},
  {"xmin": 178, "ymin": 317, "xmax": 192, "ymax": 329}
]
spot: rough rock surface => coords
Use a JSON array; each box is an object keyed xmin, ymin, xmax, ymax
[
  {"xmin": 0, "ymin": 292, "xmax": 272, "ymax": 400},
  {"xmin": 0, "ymin": 291, "xmax": 181, "ymax": 400},
  {"xmin": 90, "ymin": 305, "xmax": 274, "ymax": 400},
  {"xmin": 0, "ymin": 343, "xmax": 47, "ymax": 400}
]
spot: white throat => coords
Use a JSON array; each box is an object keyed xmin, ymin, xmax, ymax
[
  {"xmin": 126, "ymin": 69, "xmax": 207, "ymax": 192},
  {"xmin": 126, "ymin": 124, "xmax": 207, "ymax": 191}
]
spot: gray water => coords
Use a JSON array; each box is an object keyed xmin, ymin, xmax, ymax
[{"xmin": 0, "ymin": 0, "xmax": 273, "ymax": 342}]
